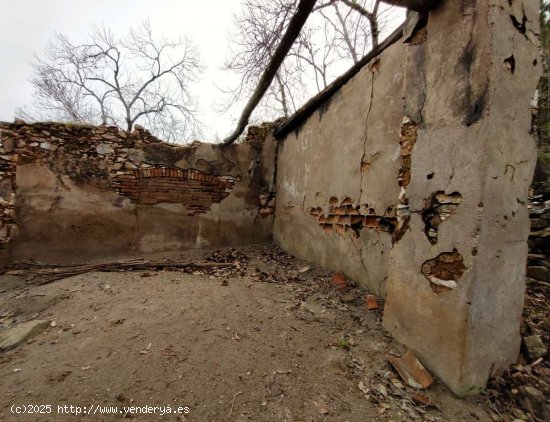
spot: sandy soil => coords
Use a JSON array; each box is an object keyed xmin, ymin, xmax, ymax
[{"xmin": 0, "ymin": 244, "xmax": 492, "ymax": 421}]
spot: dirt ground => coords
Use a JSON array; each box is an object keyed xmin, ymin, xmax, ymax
[{"xmin": 0, "ymin": 244, "xmax": 508, "ymax": 421}]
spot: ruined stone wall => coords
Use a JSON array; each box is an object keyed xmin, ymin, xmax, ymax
[
  {"xmin": 0, "ymin": 121, "xmax": 276, "ymax": 264},
  {"xmin": 274, "ymin": 0, "xmax": 540, "ymax": 396}
]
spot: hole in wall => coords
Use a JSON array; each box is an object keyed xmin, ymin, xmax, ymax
[
  {"xmin": 504, "ymin": 55, "xmax": 515, "ymax": 74},
  {"xmin": 426, "ymin": 172, "xmax": 434, "ymax": 180},
  {"xmin": 310, "ymin": 197, "xmax": 396, "ymax": 237},
  {"xmin": 421, "ymin": 249, "xmax": 467, "ymax": 293},
  {"xmin": 421, "ymin": 191, "xmax": 463, "ymax": 244},
  {"xmin": 510, "ymin": 14, "xmax": 526, "ymax": 35}
]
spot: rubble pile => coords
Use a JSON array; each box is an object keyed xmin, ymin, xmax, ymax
[
  {"xmin": 486, "ymin": 195, "xmax": 549, "ymax": 422},
  {"xmin": 528, "ymin": 196, "xmax": 550, "ymax": 284}
]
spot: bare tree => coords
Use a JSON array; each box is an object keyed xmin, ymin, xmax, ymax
[
  {"xmin": 17, "ymin": 21, "xmax": 202, "ymax": 142},
  {"xmin": 223, "ymin": 0, "xmax": 391, "ymax": 123},
  {"xmin": 222, "ymin": 0, "xmax": 303, "ymax": 120}
]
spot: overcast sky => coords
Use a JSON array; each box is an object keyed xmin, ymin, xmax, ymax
[
  {"xmin": 0, "ymin": 0, "xmax": 246, "ymax": 139},
  {"xmin": 0, "ymin": 1, "xmax": 403, "ymax": 140}
]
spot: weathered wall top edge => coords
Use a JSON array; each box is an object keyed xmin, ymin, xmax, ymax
[{"xmin": 0, "ymin": 120, "xmax": 277, "ymax": 151}]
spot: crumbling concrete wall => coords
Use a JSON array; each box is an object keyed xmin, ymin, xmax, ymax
[
  {"xmin": 0, "ymin": 122, "xmax": 276, "ymax": 264},
  {"xmin": 273, "ymin": 43, "xmax": 405, "ymax": 295},
  {"xmin": 274, "ymin": 0, "xmax": 540, "ymax": 395}
]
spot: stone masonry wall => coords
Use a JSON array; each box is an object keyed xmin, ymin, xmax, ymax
[
  {"xmin": 274, "ymin": 0, "xmax": 540, "ymax": 396},
  {"xmin": 0, "ymin": 121, "xmax": 276, "ymax": 265},
  {"xmin": 528, "ymin": 197, "xmax": 550, "ymax": 282}
]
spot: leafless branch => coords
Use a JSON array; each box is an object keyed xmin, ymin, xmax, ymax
[{"xmin": 18, "ymin": 20, "xmax": 202, "ymax": 143}]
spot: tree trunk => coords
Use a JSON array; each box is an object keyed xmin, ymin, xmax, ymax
[
  {"xmin": 223, "ymin": 0, "xmax": 317, "ymax": 145},
  {"xmin": 380, "ymin": 0, "xmax": 440, "ymax": 12}
]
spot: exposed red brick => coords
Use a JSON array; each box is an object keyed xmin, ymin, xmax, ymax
[
  {"xmin": 388, "ymin": 350, "xmax": 434, "ymax": 389},
  {"xmin": 365, "ymin": 295, "xmax": 379, "ymax": 310},
  {"xmin": 351, "ymin": 215, "xmax": 362, "ymax": 225},
  {"xmin": 112, "ymin": 166, "xmax": 235, "ymax": 213},
  {"xmin": 335, "ymin": 224, "xmax": 346, "ymax": 235},
  {"xmin": 334, "ymin": 206, "xmax": 347, "ymax": 215},
  {"xmin": 331, "ymin": 272, "xmax": 347, "ymax": 290}
]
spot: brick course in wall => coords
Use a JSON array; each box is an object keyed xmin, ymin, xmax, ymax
[
  {"xmin": 112, "ymin": 168, "xmax": 235, "ymax": 214},
  {"xmin": 309, "ymin": 196, "xmax": 397, "ymax": 237}
]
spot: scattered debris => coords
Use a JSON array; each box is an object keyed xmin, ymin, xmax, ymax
[
  {"xmin": 331, "ymin": 272, "xmax": 347, "ymax": 291},
  {"xmin": 227, "ymin": 391, "xmax": 242, "ymax": 420},
  {"xmin": 5, "ymin": 258, "xmax": 236, "ymax": 285},
  {"xmin": 387, "ymin": 350, "xmax": 434, "ymax": 389},
  {"xmin": 0, "ymin": 242, "xmax": 545, "ymax": 421},
  {"xmin": 522, "ymin": 334, "xmax": 547, "ymax": 360},
  {"xmin": 487, "ymin": 279, "xmax": 549, "ymax": 422},
  {"xmin": 364, "ymin": 294, "xmax": 379, "ymax": 310},
  {"xmin": 412, "ymin": 392, "xmax": 433, "ymax": 407},
  {"xmin": 263, "ymin": 372, "xmax": 285, "ymax": 397}
]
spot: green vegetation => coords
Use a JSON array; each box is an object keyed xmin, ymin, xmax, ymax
[{"xmin": 338, "ymin": 339, "xmax": 351, "ymax": 350}]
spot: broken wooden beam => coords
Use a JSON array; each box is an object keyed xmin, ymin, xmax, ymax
[{"xmin": 6, "ymin": 258, "xmax": 236, "ymax": 285}]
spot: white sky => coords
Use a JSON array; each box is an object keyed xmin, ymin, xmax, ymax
[
  {"xmin": 0, "ymin": 0, "xmax": 245, "ymax": 139},
  {"xmin": 0, "ymin": 0, "xmax": 404, "ymax": 140}
]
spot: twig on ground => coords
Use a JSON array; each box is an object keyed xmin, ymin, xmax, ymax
[
  {"xmin": 227, "ymin": 391, "xmax": 243, "ymax": 420},
  {"xmin": 527, "ymin": 279, "xmax": 550, "ymax": 288}
]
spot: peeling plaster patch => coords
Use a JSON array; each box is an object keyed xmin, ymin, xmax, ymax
[
  {"xmin": 398, "ymin": 119, "xmax": 418, "ymax": 190},
  {"xmin": 421, "ymin": 249, "xmax": 467, "ymax": 294},
  {"xmin": 393, "ymin": 118, "xmax": 418, "ymax": 244},
  {"xmin": 421, "ymin": 191, "xmax": 463, "ymax": 244}
]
